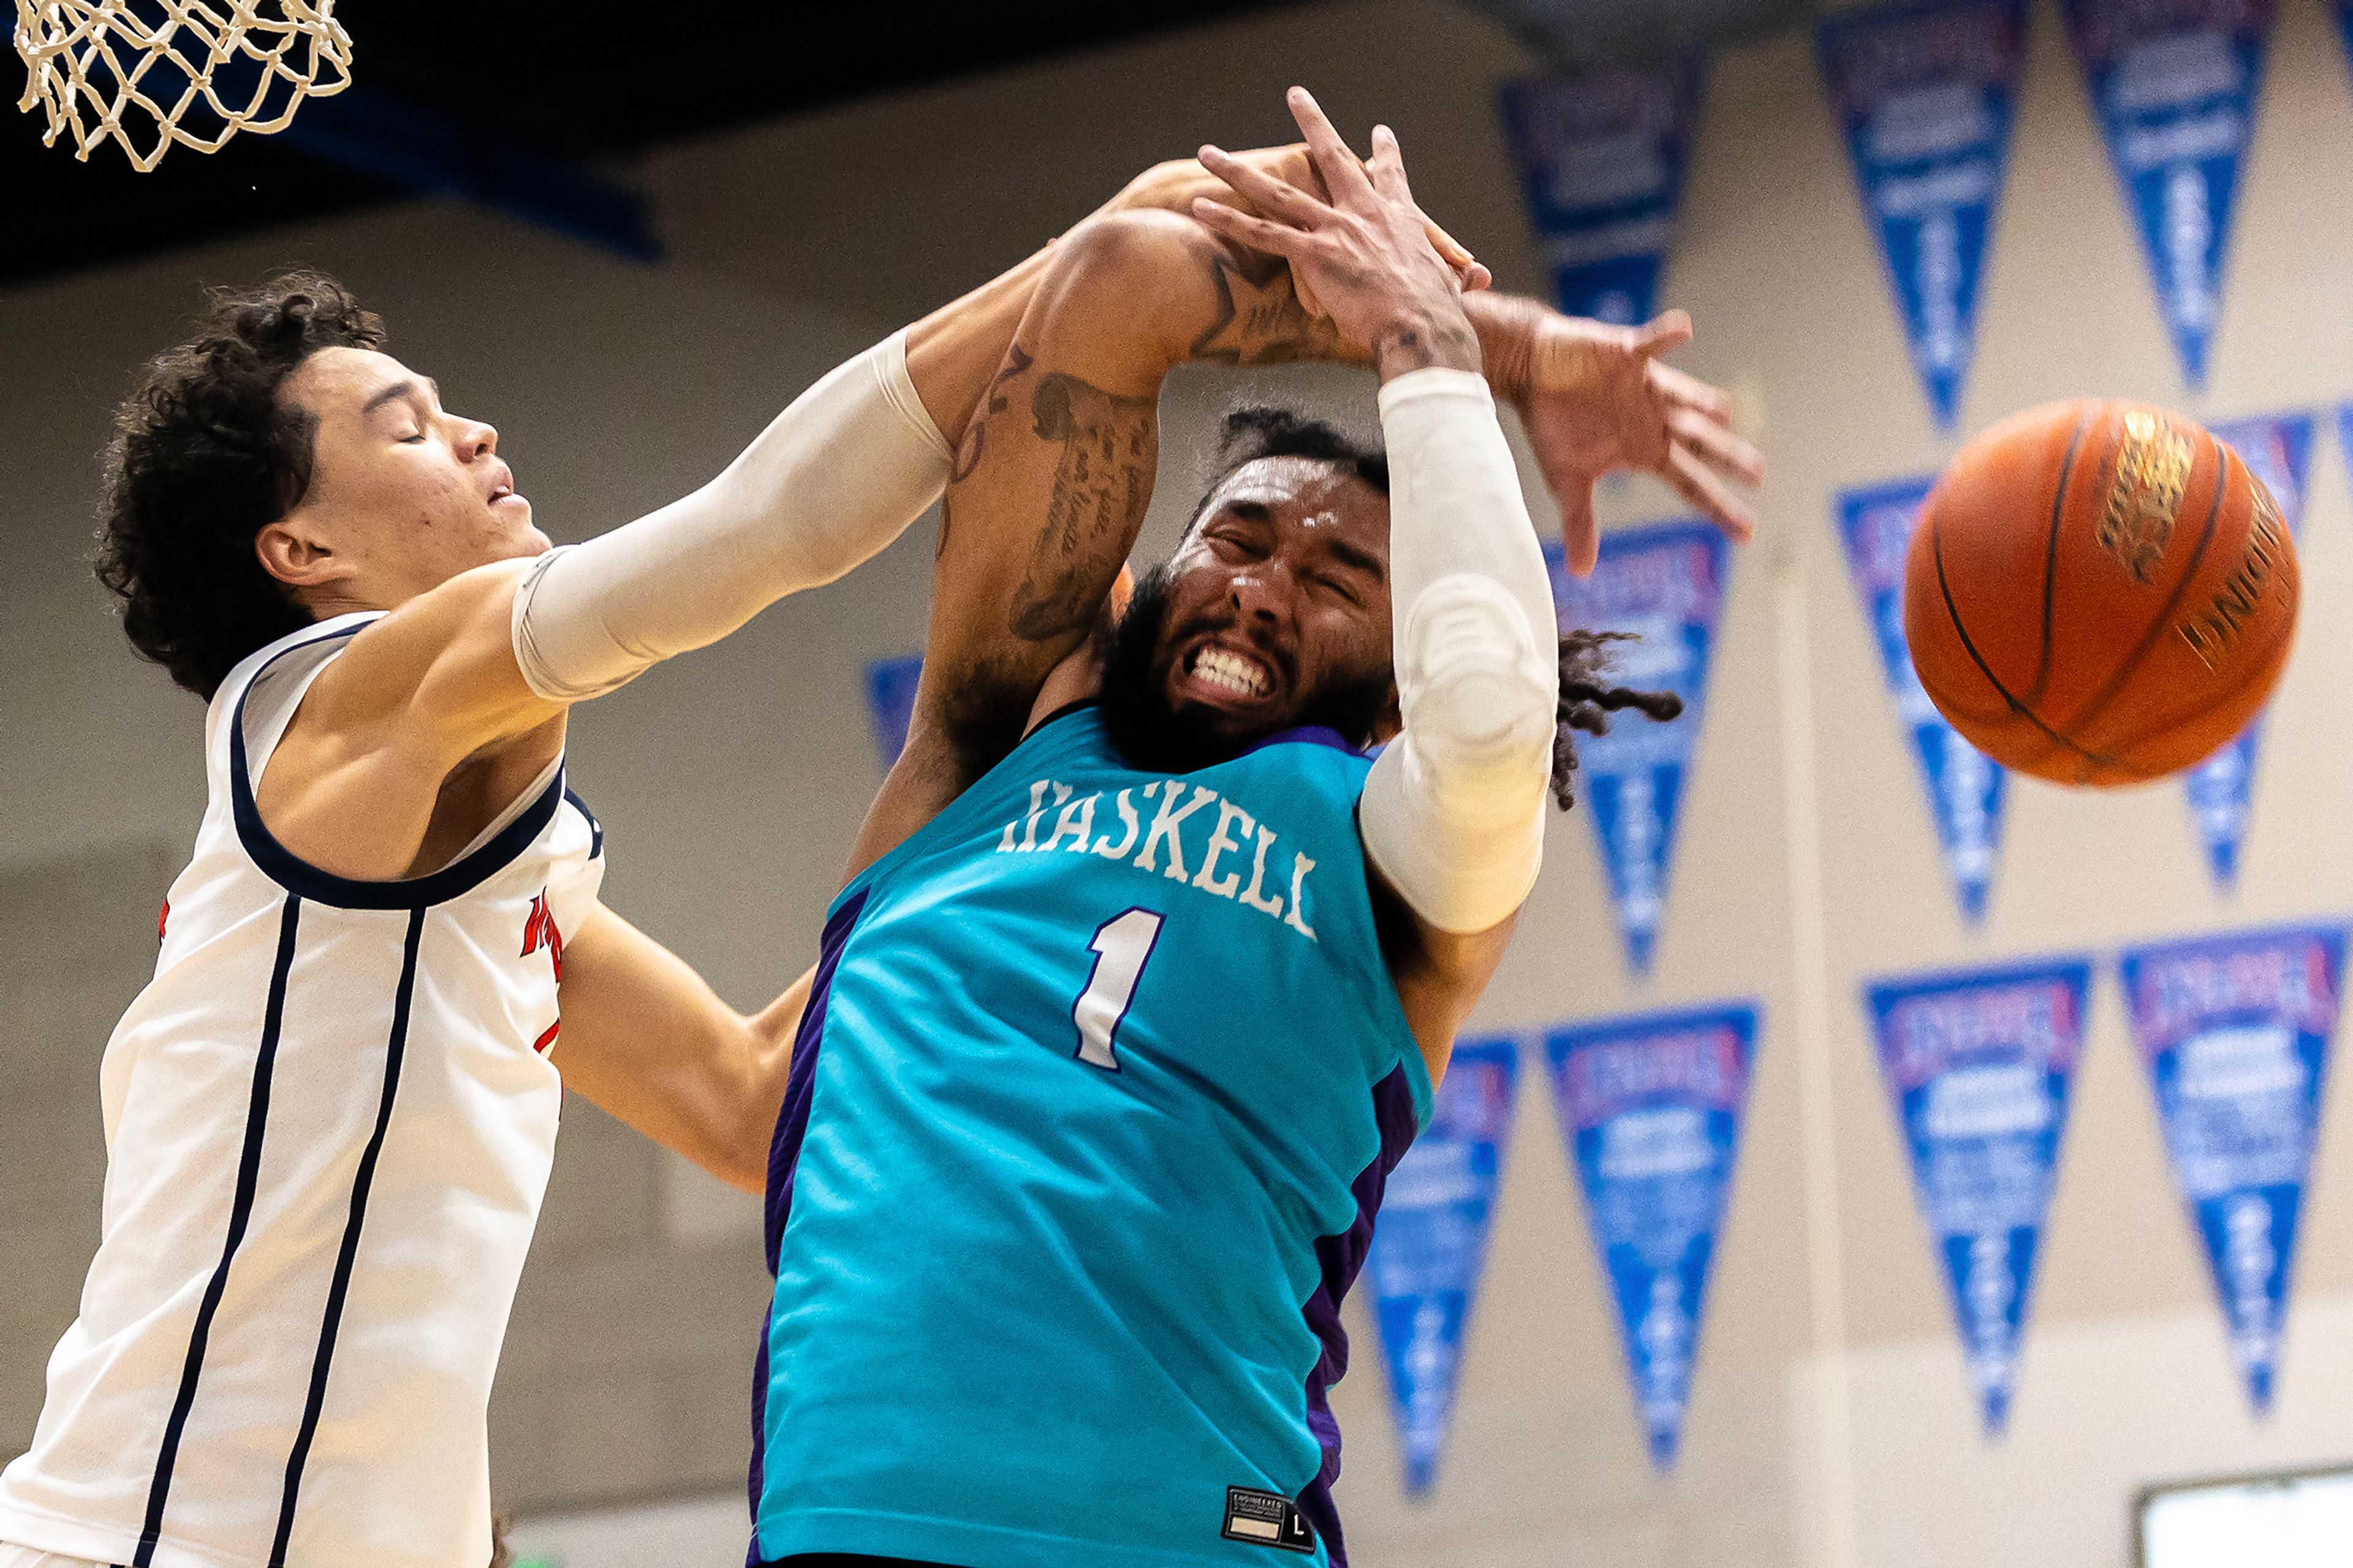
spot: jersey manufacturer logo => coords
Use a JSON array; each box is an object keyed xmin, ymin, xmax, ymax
[{"xmin": 1221, "ymin": 1487, "xmax": 1316, "ymax": 1553}]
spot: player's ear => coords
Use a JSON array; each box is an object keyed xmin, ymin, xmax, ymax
[{"xmin": 255, "ymin": 517, "xmax": 352, "ymax": 593}]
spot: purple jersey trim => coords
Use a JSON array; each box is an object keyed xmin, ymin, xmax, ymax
[
  {"xmin": 1248, "ymin": 724, "xmax": 1363, "ymax": 758},
  {"xmin": 1295, "ymin": 1063, "xmax": 1420, "ymax": 1566},
  {"xmin": 749, "ymin": 887, "xmax": 869, "ymax": 1556}
]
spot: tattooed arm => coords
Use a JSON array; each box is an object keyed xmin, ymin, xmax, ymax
[{"xmin": 844, "ymin": 209, "xmax": 1351, "ymax": 879}]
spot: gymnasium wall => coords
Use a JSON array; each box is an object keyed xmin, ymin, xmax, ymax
[{"xmin": 4, "ymin": 2, "xmax": 2353, "ymax": 1564}]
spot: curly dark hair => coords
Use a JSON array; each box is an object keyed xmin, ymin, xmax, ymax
[
  {"xmin": 93, "ymin": 270, "xmax": 386, "ymax": 698},
  {"xmin": 1195, "ymin": 404, "xmax": 1681, "ymax": 808}
]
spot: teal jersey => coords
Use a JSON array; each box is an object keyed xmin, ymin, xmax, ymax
[{"xmin": 752, "ymin": 705, "xmax": 1431, "ymax": 1568}]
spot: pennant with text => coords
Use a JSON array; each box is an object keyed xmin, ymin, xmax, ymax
[
  {"xmin": 1498, "ymin": 64, "xmax": 1703, "ymax": 328},
  {"xmin": 2183, "ymin": 412, "xmax": 2311, "ymax": 887},
  {"xmin": 2119, "ymin": 922, "xmax": 2345, "ymax": 1414},
  {"xmin": 1817, "ymin": 0, "xmax": 2029, "ymax": 430},
  {"xmin": 1837, "ymin": 478, "xmax": 2006, "ymax": 922},
  {"xmin": 2064, "ymin": 0, "xmax": 2274, "ymax": 389},
  {"xmin": 863, "ymin": 654, "xmax": 923, "ymax": 767},
  {"xmin": 1548, "ymin": 523, "xmax": 1730, "ymax": 974},
  {"xmin": 1365, "ymin": 1036, "xmax": 1520, "ymax": 1494},
  {"xmin": 1546, "ymin": 1002, "xmax": 1757, "ymax": 1469},
  {"xmin": 1866, "ymin": 957, "xmax": 2090, "ymax": 1435}
]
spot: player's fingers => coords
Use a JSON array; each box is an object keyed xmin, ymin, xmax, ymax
[
  {"xmin": 1417, "ymin": 205, "xmax": 1478, "ymax": 273},
  {"xmin": 1463, "ymin": 260, "xmax": 1494, "ymax": 292},
  {"xmin": 1287, "ymin": 86, "xmax": 1379, "ymax": 207},
  {"xmin": 1667, "ymin": 443, "xmax": 1757, "ymax": 540},
  {"xmin": 1198, "ymin": 144, "xmax": 1328, "ymax": 227},
  {"xmin": 1648, "ymin": 358, "xmax": 1734, "ymax": 423},
  {"xmin": 1629, "ymin": 309, "xmax": 1694, "ymax": 360},
  {"xmin": 1555, "ymin": 482, "xmax": 1601, "ymax": 577},
  {"xmin": 1669, "ymin": 406, "xmax": 1765, "ymax": 485},
  {"xmin": 1191, "ymin": 198, "xmax": 1318, "ymax": 262},
  {"xmin": 1367, "ymin": 124, "xmax": 1417, "ymax": 207}
]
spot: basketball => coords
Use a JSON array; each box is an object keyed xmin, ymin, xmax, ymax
[{"xmin": 1902, "ymin": 400, "xmax": 2300, "ymax": 787}]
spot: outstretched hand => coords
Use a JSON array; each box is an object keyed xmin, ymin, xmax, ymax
[
  {"xmin": 1495, "ymin": 305, "xmax": 1764, "ymax": 575},
  {"xmin": 1187, "ymin": 88, "xmax": 1478, "ymax": 378},
  {"xmin": 1104, "ymin": 143, "xmax": 1490, "ymax": 294}
]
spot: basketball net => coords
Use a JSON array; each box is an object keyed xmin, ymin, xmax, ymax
[{"xmin": 14, "ymin": 0, "xmax": 350, "ymax": 172}]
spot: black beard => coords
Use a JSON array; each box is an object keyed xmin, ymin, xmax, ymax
[{"xmin": 1097, "ymin": 562, "xmax": 1393, "ymax": 775}]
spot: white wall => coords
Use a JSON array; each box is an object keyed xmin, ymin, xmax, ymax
[{"xmin": 7, "ymin": 1, "xmax": 2353, "ymax": 1564}]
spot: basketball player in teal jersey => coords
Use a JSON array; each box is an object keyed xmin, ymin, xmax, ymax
[{"xmin": 746, "ymin": 90, "xmax": 1762, "ymax": 1567}]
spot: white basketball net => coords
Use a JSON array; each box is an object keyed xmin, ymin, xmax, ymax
[{"xmin": 14, "ymin": 0, "xmax": 351, "ymax": 172}]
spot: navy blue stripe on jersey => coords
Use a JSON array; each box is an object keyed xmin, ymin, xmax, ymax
[
  {"xmin": 134, "ymin": 893, "xmax": 303, "ymax": 1568},
  {"xmin": 564, "ymin": 786, "xmax": 605, "ymax": 860},
  {"xmin": 763, "ymin": 887, "xmax": 870, "ymax": 1276},
  {"xmin": 268, "ymin": 905, "xmax": 425, "ymax": 1567},
  {"xmin": 1294, "ymin": 1064, "xmax": 1420, "ymax": 1568},
  {"xmin": 227, "ymin": 623, "xmax": 566, "ymax": 909}
]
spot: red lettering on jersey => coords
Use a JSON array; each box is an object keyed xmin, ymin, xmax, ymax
[
  {"xmin": 157, "ymin": 900, "xmax": 169, "ymax": 943},
  {"xmin": 532, "ymin": 1018, "xmax": 561, "ymax": 1055},
  {"xmin": 520, "ymin": 890, "xmax": 565, "ymax": 981}
]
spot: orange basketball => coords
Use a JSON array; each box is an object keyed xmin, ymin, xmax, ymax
[{"xmin": 1903, "ymin": 400, "xmax": 2299, "ymax": 787}]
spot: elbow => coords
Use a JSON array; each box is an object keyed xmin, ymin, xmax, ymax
[{"xmin": 1038, "ymin": 210, "xmax": 1228, "ymax": 357}]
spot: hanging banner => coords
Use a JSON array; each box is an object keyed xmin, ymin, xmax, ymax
[
  {"xmin": 1836, "ymin": 478, "xmax": 2006, "ymax": 922},
  {"xmin": 2183, "ymin": 412, "xmax": 2312, "ymax": 887},
  {"xmin": 863, "ymin": 653, "xmax": 923, "ymax": 768},
  {"xmin": 2119, "ymin": 923, "xmax": 2346, "ymax": 1414},
  {"xmin": 2064, "ymin": 0, "xmax": 2275, "ymax": 390},
  {"xmin": 1497, "ymin": 64, "xmax": 1702, "ymax": 328},
  {"xmin": 1545, "ymin": 1002, "xmax": 1757, "ymax": 1469},
  {"xmin": 1866, "ymin": 958, "xmax": 2090, "ymax": 1435},
  {"xmin": 1816, "ymin": 0, "xmax": 2029, "ymax": 430},
  {"xmin": 1547, "ymin": 523, "xmax": 1730, "ymax": 974},
  {"xmin": 1365, "ymin": 1035, "xmax": 1520, "ymax": 1495}
]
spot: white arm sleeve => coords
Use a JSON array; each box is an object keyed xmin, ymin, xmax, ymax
[
  {"xmin": 1358, "ymin": 368, "xmax": 1561, "ymax": 935},
  {"xmin": 510, "ymin": 329, "xmax": 955, "ymax": 702}
]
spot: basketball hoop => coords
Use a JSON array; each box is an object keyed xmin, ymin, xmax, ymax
[{"xmin": 14, "ymin": 0, "xmax": 351, "ymax": 172}]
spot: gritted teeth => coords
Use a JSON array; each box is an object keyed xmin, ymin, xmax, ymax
[{"xmin": 1191, "ymin": 645, "xmax": 1271, "ymax": 699}]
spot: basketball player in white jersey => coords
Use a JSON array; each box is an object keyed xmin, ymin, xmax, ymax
[{"xmin": 0, "ymin": 146, "xmax": 1504, "ymax": 1568}]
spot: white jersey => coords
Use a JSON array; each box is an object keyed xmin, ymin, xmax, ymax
[{"xmin": 0, "ymin": 615, "xmax": 605, "ymax": 1568}]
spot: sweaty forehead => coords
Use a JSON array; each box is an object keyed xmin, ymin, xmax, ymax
[{"xmin": 1196, "ymin": 456, "xmax": 1389, "ymax": 544}]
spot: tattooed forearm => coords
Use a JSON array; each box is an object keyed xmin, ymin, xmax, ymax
[
  {"xmin": 1006, "ymin": 371, "xmax": 1156, "ymax": 642},
  {"xmin": 1372, "ymin": 307, "xmax": 1482, "ymax": 382},
  {"xmin": 949, "ymin": 345, "xmax": 1033, "ymax": 488},
  {"xmin": 1188, "ymin": 246, "xmax": 1348, "ymax": 366}
]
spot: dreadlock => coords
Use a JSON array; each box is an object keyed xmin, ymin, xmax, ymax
[{"xmin": 1553, "ymin": 629, "xmax": 1683, "ymax": 811}]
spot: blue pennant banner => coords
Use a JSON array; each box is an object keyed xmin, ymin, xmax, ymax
[
  {"xmin": 1836, "ymin": 479, "xmax": 2006, "ymax": 923},
  {"xmin": 1816, "ymin": 0, "xmax": 2029, "ymax": 430},
  {"xmin": 863, "ymin": 654, "xmax": 924, "ymax": 767},
  {"xmin": 2064, "ymin": 0, "xmax": 2274, "ymax": 390},
  {"xmin": 2119, "ymin": 923, "xmax": 2346, "ymax": 1414},
  {"xmin": 2183, "ymin": 412, "xmax": 2312, "ymax": 888},
  {"xmin": 1866, "ymin": 958, "xmax": 2090, "ymax": 1435},
  {"xmin": 1545, "ymin": 1002, "xmax": 1757, "ymax": 1469},
  {"xmin": 1548, "ymin": 523, "xmax": 1730, "ymax": 974},
  {"xmin": 1498, "ymin": 64, "xmax": 1703, "ymax": 327},
  {"xmin": 1365, "ymin": 1036, "xmax": 1520, "ymax": 1495}
]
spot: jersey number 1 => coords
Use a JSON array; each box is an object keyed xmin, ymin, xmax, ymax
[{"xmin": 1072, "ymin": 908, "xmax": 1163, "ymax": 1070}]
